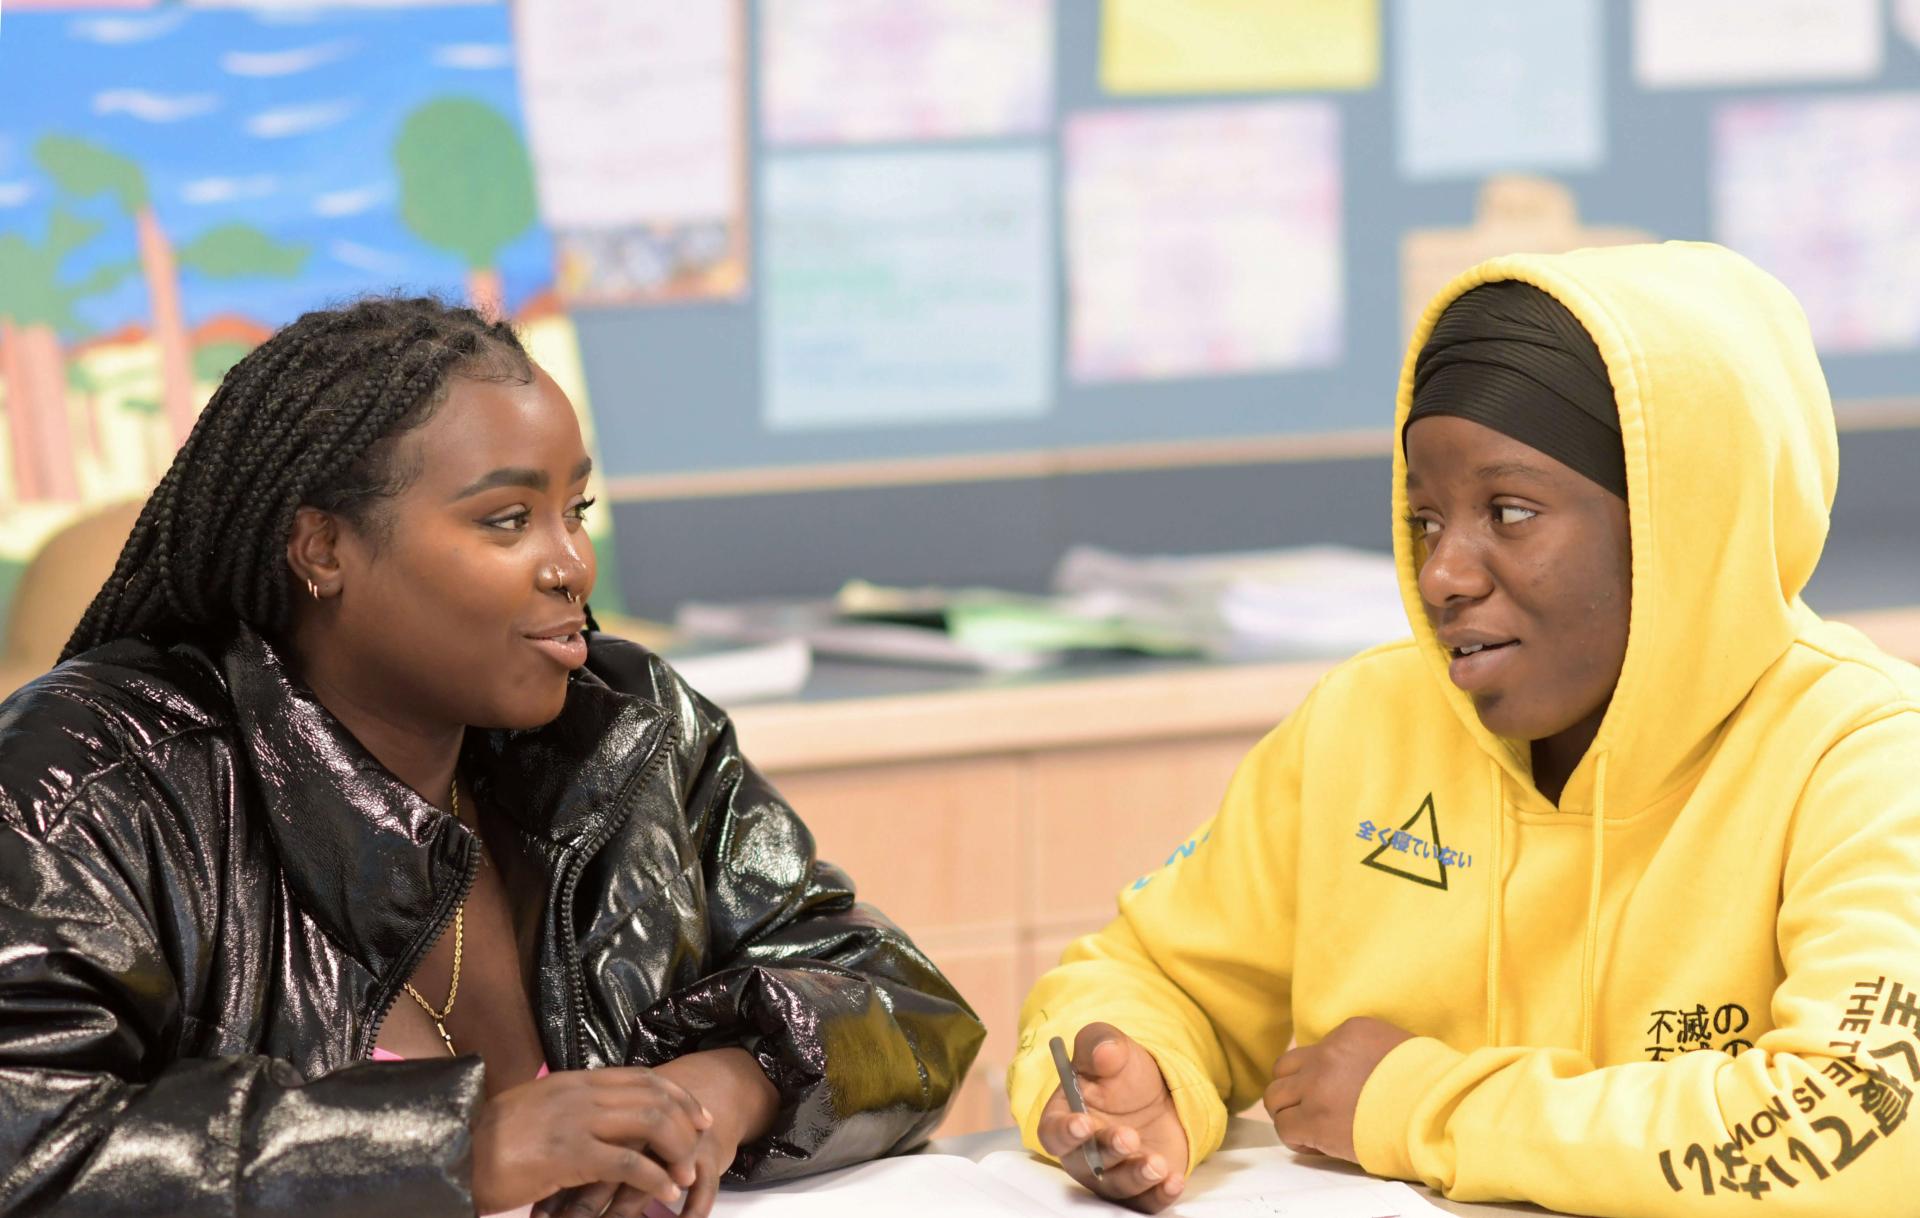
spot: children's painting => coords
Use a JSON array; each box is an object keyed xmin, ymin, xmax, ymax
[{"xmin": 0, "ymin": 0, "xmax": 622, "ymax": 641}]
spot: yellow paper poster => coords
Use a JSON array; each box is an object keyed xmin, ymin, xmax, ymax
[{"xmin": 1101, "ymin": 0, "xmax": 1379, "ymax": 94}]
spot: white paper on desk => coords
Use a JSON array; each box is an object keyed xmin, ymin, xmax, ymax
[
  {"xmin": 979, "ymin": 1148, "xmax": 1450, "ymax": 1217},
  {"xmin": 710, "ymin": 1154, "xmax": 1056, "ymax": 1216},
  {"xmin": 1051, "ymin": 545, "xmax": 1409, "ymax": 660},
  {"xmin": 663, "ymin": 637, "xmax": 813, "ymax": 707},
  {"xmin": 676, "ymin": 598, "xmax": 1062, "ymax": 673}
]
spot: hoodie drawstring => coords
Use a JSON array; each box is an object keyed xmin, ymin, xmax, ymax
[
  {"xmin": 1578, "ymin": 751, "xmax": 1609, "ymax": 1062},
  {"xmin": 1485, "ymin": 758, "xmax": 1505, "ymax": 1046},
  {"xmin": 1490, "ymin": 753, "xmax": 1610, "ymax": 1059}
]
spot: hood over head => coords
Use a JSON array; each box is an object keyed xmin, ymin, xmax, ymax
[{"xmin": 1393, "ymin": 241, "xmax": 1839, "ymax": 818}]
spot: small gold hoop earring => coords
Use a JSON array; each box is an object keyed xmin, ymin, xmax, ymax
[{"xmin": 305, "ymin": 579, "xmax": 320, "ymax": 600}]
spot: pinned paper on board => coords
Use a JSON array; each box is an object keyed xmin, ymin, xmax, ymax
[
  {"xmin": 1401, "ymin": 176, "xmax": 1650, "ymax": 337},
  {"xmin": 760, "ymin": 0, "xmax": 1052, "ymax": 145},
  {"xmin": 1395, "ymin": 0, "xmax": 1602, "ymax": 180},
  {"xmin": 1634, "ymin": 0, "xmax": 1882, "ymax": 88},
  {"xmin": 1066, "ymin": 102, "xmax": 1341, "ymax": 383},
  {"xmin": 1900, "ymin": 0, "xmax": 1920, "ymax": 52},
  {"xmin": 761, "ymin": 149, "xmax": 1054, "ymax": 430},
  {"xmin": 1714, "ymin": 95, "xmax": 1920, "ymax": 354},
  {"xmin": 1099, "ymin": 0, "xmax": 1378, "ymax": 94},
  {"xmin": 514, "ymin": 0, "xmax": 746, "ymax": 305}
]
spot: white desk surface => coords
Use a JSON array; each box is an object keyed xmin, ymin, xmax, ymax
[{"xmin": 926, "ymin": 1117, "xmax": 1570, "ymax": 1218}]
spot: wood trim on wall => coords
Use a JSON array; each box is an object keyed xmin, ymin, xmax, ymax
[
  {"xmin": 603, "ymin": 400, "xmax": 1920, "ymax": 504},
  {"xmin": 602, "ymin": 429, "xmax": 1393, "ymax": 502}
]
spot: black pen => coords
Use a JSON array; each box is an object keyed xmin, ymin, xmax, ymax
[{"xmin": 1049, "ymin": 1035, "xmax": 1106, "ymax": 1181}]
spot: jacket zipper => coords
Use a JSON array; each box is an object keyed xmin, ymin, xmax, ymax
[
  {"xmin": 556, "ymin": 715, "xmax": 677, "ymax": 1070},
  {"xmin": 358, "ymin": 828, "xmax": 483, "ymax": 1059}
]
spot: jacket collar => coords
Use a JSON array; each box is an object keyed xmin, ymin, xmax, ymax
[
  {"xmin": 218, "ymin": 625, "xmax": 670, "ymax": 984},
  {"xmin": 464, "ymin": 662, "xmax": 675, "ymax": 849}
]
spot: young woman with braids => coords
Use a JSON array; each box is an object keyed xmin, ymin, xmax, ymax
[{"xmin": 0, "ymin": 297, "xmax": 984, "ymax": 1218}]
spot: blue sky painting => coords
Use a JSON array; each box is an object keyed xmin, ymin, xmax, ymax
[{"xmin": 0, "ymin": 1, "xmax": 554, "ymax": 336}]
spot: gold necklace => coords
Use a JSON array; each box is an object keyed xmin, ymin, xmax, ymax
[{"xmin": 402, "ymin": 778, "xmax": 466, "ymax": 1056}]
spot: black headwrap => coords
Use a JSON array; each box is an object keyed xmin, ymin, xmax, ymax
[{"xmin": 1405, "ymin": 281, "xmax": 1626, "ymax": 499}]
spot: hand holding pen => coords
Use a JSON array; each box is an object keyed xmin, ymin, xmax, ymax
[{"xmin": 1036, "ymin": 1022, "xmax": 1191, "ymax": 1212}]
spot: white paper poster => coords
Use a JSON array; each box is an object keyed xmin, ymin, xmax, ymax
[
  {"xmin": 1635, "ymin": 0, "xmax": 1882, "ymax": 88},
  {"xmin": 761, "ymin": 0, "xmax": 1052, "ymax": 145},
  {"xmin": 1066, "ymin": 102, "xmax": 1341, "ymax": 383},
  {"xmin": 1900, "ymin": 0, "xmax": 1920, "ymax": 51},
  {"xmin": 1715, "ymin": 94, "xmax": 1920, "ymax": 353},
  {"xmin": 1396, "ymin": 0, "xmax": 1602, "ymax": 179},
  {"xmin": 761, "ymin": 149, "xmax": 1054, "ymax": 430},
  {"xmin": 514, "ymin": 0, "xmax": 746, "ymax": 303}
]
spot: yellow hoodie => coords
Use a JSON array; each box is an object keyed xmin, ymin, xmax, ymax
[{"xmin": 1009, "ymin": 244, "xmax": 1920, "ymax": 1216}]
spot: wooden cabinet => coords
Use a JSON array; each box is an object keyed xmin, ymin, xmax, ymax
[
  {"xmin": 733, "ymin": 659, "xmax": 1318, "ymax": 1137},
  {"xmin": 1025, "ymin": 736, "xmax": 1263, "ymax": 931},
  {"xmin": 767, "ymin": 757, "xmax": 1031, "ymax": 1134}
]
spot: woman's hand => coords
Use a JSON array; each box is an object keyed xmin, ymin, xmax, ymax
[
  {"xmin": 1263, "ymin": 1017, "xmax": 1413, "ymax": 1163},
  {"xmin": 472, "ymin": 1066, "xmax": 711, "ymax": 1217},
  {"xmin": 1034, "ymin": 1023, "xmax": 1191, "ymax": 1213},
  {"xmin": 535, "ymin": 1048, "xmax": 779, "ymax": 1218}
]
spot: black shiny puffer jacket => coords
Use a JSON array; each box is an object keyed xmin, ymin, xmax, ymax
[{"xmin": 0, "ymin": 625, "xmax": 984, "ymax": 1216}]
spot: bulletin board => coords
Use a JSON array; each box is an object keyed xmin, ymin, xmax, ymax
[{"xmin": 579, "ymin": 0, "xmax": 1920, "ymax": 497}]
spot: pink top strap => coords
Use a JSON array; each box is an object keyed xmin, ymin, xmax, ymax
[{"xmin": 370, "ymin": 1045, "xmax": 550, "ymax": 1079}]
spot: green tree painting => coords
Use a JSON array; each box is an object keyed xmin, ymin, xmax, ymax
[
  {"xmin": 392, "ymin": 98, "xmax": 539, "ymax": 320},
  {"xmin": 0, "ymin": 211, "xmax": 135, "ymax": 501},
  {"xmin": 33, "ymin": 136, "xmax": 310, "ymax": 446}
]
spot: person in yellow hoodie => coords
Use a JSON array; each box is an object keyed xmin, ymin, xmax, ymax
[{"xmin": 1010, "ymin": 242, "xmax": 1920, "ymax": 1216}]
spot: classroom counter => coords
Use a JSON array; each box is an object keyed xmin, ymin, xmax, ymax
[
  {"xmin": 727, "ymin": 607, "xmax": 1920, "ymax": 1136},
  {"xmin": 732, "ymin": 606, "xmax": 1920, "ymax": 772}
]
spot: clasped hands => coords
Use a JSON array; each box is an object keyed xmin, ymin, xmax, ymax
[
  {"xmin": 471, "ymin": 1047, "xmax": 776, "ymax": 1218},
  {"xmin": 1036, "ymin": 1018, "xmax": 1412, "ymax": 1212}
]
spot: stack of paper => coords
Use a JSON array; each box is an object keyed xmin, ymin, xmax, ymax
[
  {"xmin": 674, "ymin": 546, "xmax": 1410, "ymax": 674},
  {"xmin": 660, "ymin": 637, "xmax": 814, "ymax": 707},
  {"xmin": 1051, "ymin": 545, "xmax": 1411, "ymax": 660},
  {"xmin": 675, "ymin": 597, "xmax": 1065, "ymax": 673},
  {"xmin": 838, "ymin": 579, "xmax": 1203, "ymax": 660}
]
